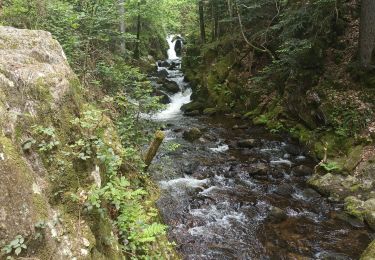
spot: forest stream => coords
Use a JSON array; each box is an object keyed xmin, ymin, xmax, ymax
[{"xmin": 148, "ymin": 37, "xmax": 374, "ymax": 260}]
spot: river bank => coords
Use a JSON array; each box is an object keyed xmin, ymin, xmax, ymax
[{"xmin": 149, "ymin": 36, "xmax": 374, "ymax": 259}]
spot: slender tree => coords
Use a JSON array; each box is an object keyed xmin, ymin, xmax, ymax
[
  {"xmin": 359, "ymin": 0, "xmax": 375, "ymax": 68},
  {"xmin": 199, "ymin": 0, "xmax": 206, "ymax": 43},
  {"xmin": 211, "ymin": 0, "xmax": 219, "ymax": 41},
  {"xmin": 134, "ymin": 0, "xmax": 141, "ymax": 59},
  {"xmin": 119, "ymin": 0, "xmax": 126, "ymax": 55}
]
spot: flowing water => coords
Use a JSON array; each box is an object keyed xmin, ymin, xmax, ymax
[{"xmin": 149, "ymin": 36, "xmax": 373, "ymax": 259}]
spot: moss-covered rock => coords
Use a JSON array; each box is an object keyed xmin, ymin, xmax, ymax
[
  {"xmin": 203, "ymin": 107, "xmax": 219, "ymax": 116},
  {"xmin": 181, "ymin": 101, "xmax": 205, "ymax": 113},
  {"xmin": 182, "ymin": 127, "xmax": 202, "ymax": 142},
  {"xmin": 0, "ymin": 26, "xmax": 125, "ymax": 259}
]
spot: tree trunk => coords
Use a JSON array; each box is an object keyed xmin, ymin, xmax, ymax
[
  {"xmin": 119, "ymin": 0, "xmax": 126, "ymax": 55},
  {"xmin": 359, "ymin": 0, "xmax": 375, "ymax": 68},
  {"xmin": 214, "ymin": 2, "xmax": 219, "ymax": 40},
  {"xmin": 199, "ymin": 0, "xmax": 206, "ymax": 43},
  {"xmin": 134, "ymin": 1, "xmax": 141, "ymax": 59},
  {"xmin": 211, "ymin": 0, "xmax": 219, "ymax": 41}
]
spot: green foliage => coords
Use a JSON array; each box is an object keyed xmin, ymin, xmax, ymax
[
  {"xmin": 319, "ymin": 161, "xmax": 341, "ymax": 172},
  {"xmin": 32, "ymin": 125, "xmax": 60, "ymax": 153},
  {"xmin": 327, "ymin": 95, "xmax": 373, "ymax": 138},
  {"xmin": 64, "ymin": 106, "xmax": 170, "ymax": 258},
  {"xmin": 2, "ymin": 235, "xmax": 27, "ymax": 257},
  {"xmin": 87, "ymin": 174, "xmax": 169, "ymax": 258},
  {"xmin": 34, "ymin": 220, "xmax": 47, "ymax": 240},
  {"xmin": 165, "ymin": 142, "xmax": 181, "ymax": 152}
]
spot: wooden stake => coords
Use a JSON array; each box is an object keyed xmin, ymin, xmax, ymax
[{"xmin": 144, "ymin": 130, "xmax": 165, "ymax": 170}]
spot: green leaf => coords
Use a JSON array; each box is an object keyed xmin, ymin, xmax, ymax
[{"xmin": 14, "ymin": 247, "xmax": 21, "ymax": 255}]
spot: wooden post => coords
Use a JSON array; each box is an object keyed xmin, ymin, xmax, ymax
[{"xmin": 144, "ymin": 130, "xmax": 165, "ymax": 170}]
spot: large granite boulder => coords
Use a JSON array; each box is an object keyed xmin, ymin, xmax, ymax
[{"xmin": 0, "ymin": 27, "xmax": 123, "ymax": 259}]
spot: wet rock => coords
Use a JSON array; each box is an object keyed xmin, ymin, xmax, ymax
[
  {"xmin": 301, "ymin": 188, "xmax": 321, "ymax": 200},
  {"xmin": 181, "ymin": 101, "xmax": 205, "ymax": 113},
  {"xmin": 293, "ymin": 165, "xmax": 313, "ymax": 176},
  {"xmin": 202, "ymin": 134, "xmax": 218, "ymax": 142},
  {"xmin": 335, "ymin": 212, "xmax": 365, "ymax": 228},
  {"xmin": 237, "ymin": 139, "xmax": 258, "ymax": 148},
  {"xmin": 225, "ymin": 113, "xmax": 242, "ymax": 118},
  {"xmin": 283, "ymin": 144, "xmax": 302, "ymax": 156},
  {"xmin": 168, "ymin": 61, "xmax": 178, "ymax": 70},
  {"xmin": 232, "ymin": 124, "xmax": 248, "ymax": 130},
  {"xmin": 270, "ymin": 159, "xmax": 292, "ymax": 169},
  {"xmin": 203, "ymin": 108, "xmax": 218, "ymax": 116},
  {"xmin": 160, "ymin": 60, "xmax": 170, "ymax": 67},
  {"xmin": 161, "ymin": 79, "xmax": 180, "ymax": 94},
  {"xmin": 172, "ymin": 128, "xmax": 183, "ymax": 133},
  {"xmin": 183, "ymin": 127, "xmax": 202, "ymax": 142},
  {"xmin": 316, "ymin": 251, "xmax": 354, "ymax": 260},
  {"xmin": 157, "ymin": 69, "xmax": 169, "ymax": 79},
  {"xmin": 248, "ymin": 163, "xmax": 269, "ymax": 175},
  {"xmin": 174, "ymin": 39, "xmax": 183, "ymax": 56},
  {"xmin": 275, "ymin": 183, "xmax": 294, "ymax": 196},
  {"xmin": 268, "ymin": 206, "xmax": 287, "ymax": 223},
  {"xmin": 307, "ymin": 173, "xmax": 356, "ymax": 200},
  {"xmin": 185, "ymin": 110, "xmax": 200, "ymax": 117},
  {"xmin": 192, "ymin": 170, "xmax": 214, "ymax": 180},
  {"xmin": 183, "ymin": 161, "xmax": 200, "ymax": 175},
  {"xmin": 153, "ymin": 89, "xmax": 171, "ymax": 104},
  {"xmin": 270, "ymin": 170, "xmax": 284, "ymax": 179}
]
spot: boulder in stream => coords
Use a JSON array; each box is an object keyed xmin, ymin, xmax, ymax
[
  {"xmin": 185, "ymin": 110, "xmax": 201, "ymax": 117},
  {"xmin": 153, "ymin": 89, "xmax": 171, "ymax": 104},
  {"xmin": 237, "ymin": 139, "xmax": 258, "ymax": 148},
  {"xmin": 248, "ymin": 163, "xmax": 269, "ymax": 175},
  {"xmin": 268, "ymin": 206, "xmax": 287, "ymax": 223},
  {"xmin": 159, "ymin": 60, "xmax": 170, "ymax": 67},
  {"xmin": 274, "ymin": 183, "xmax": 294, "ymax": 196},
  {"xmin": 157, "ymin": 68, "xmax": 169, "ymax": 79},
  {"xmin": 183, "ymin": 127, "xmax": 202, "ymax": 142},
  {"xmin": 181, "ymin": 101, "xmax": 205, "ymax": 113},
  {"xmin": 292, "ymin": 165, "xmax": 313, "ymax": 176},
  {"xmin": 203, "ymin": 108, "xmax": 218, "ymax": 116},
  {"xmin": 161, "ymin": 79, "xmax": 180, "ymax": 94}
]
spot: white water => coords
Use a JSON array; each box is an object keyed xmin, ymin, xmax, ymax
[
  {"xmin": 167, "ymin": 35, "xmax": 179, "ymax": 60},
  {"xmin": 153, "ymin": 35, "xmax": 191, "ymax": 121},
  {"xmin": 153, "ymin": 89, "xmax": 192, "ymax": 120},
  {"xmin": 210, "ymin": 144, "xmax": 229, "ymax": 153}
]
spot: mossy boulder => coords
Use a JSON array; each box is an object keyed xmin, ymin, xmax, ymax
[
  {"xmin": 0, "ymin": 26, "xmax": 125, "ymax": 259},
  {"xmin": 183, "ymin": 127, "xmax": 202, "ymax": 142},
  {"xmin": 307, "ymin": 173, "xmax": 358, "ymax": 200},
  {"xmin": 203, "ymin": 107, "xmax": 218, "ymax": 116},
  {"xmin": 181, "ymin": 101, "xmax": 205, "ymax": 113},
  {"xmin": 161, "ymin": 79, "xmax": 180, "ymax": 94}
]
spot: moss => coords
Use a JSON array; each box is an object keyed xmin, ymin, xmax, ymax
[
  {"xmin": 344, "ymin": 196, "xmax": 366, "ymax": 221},
  {"xmin": 32, "ymin": 194, "xmax": 49, "ymax": 220},
  {"xmin": 361, "ymin": 240, "xmax": 375, "ymax": 259},
  {"xmin": 0, "ymin": 136, "xmax": 34, "ymax": 185},
  {"xmin": 203, "ymin": 107, "xmax": 218, "ymax": 116}
]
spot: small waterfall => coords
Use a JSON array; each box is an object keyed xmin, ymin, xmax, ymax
[
  {"xmin": 153, "ymin": 35, "xmax": 191, "ymax": 121},
  {"xmin": 167, "ymin": 35, "xmax": 178, "ymax": 60}
]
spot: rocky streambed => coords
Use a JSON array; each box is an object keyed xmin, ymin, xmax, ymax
[{"xmin": 148, "ymin": 37, "xmax": 374, "ymax": 259}]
